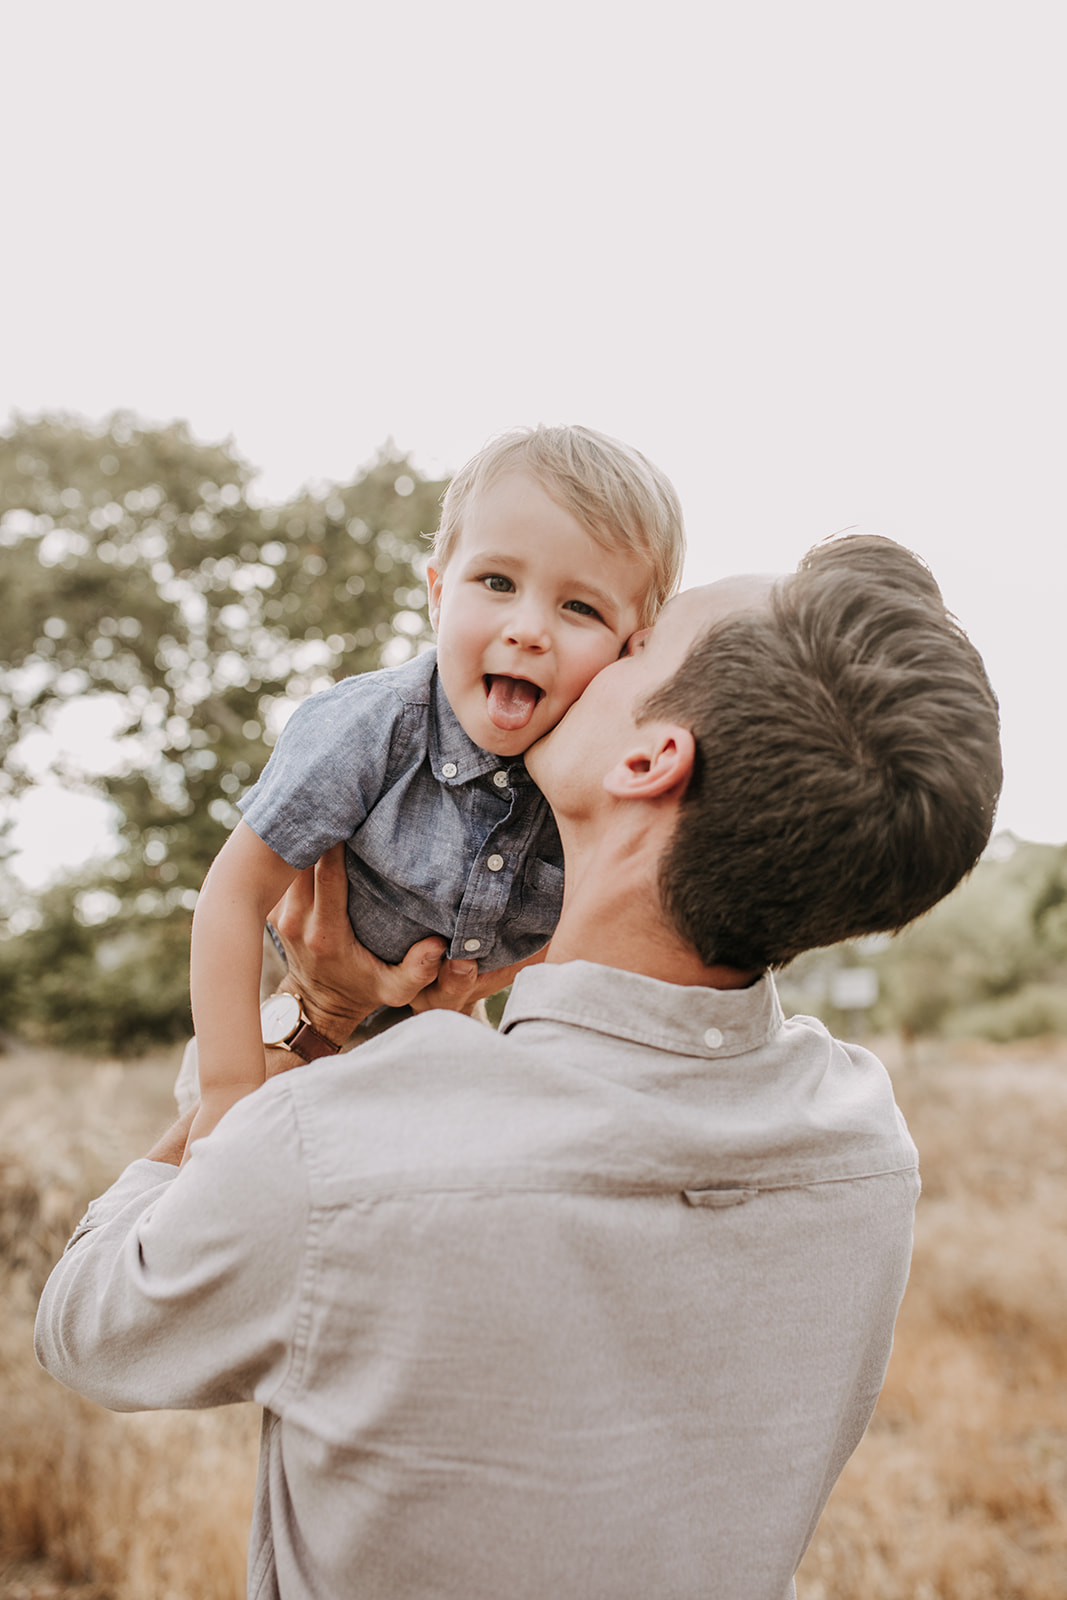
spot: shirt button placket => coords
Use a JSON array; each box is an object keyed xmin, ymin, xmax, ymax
[{"xmin": 453, "ymin": 767, "xmax": 522, "ymax": 964}]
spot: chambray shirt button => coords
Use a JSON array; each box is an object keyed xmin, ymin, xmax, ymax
[
  {"xmin": 463, "ymin": 938, "xmax": 482, "ymax": 953},
  {"xmin": 441, "ymin": 762, "xmax": 458, "ymax": 778},
  {"xmin": 492, "ymin": 770, "xmax": 508, "ymax": 788},
  {"xmin": 487, "ymin": 854, "xmax": 504, "ymax": 872},
  {"xmin": 703, "ymin": 1028, "xmax": 724, "ymax": 1050}
]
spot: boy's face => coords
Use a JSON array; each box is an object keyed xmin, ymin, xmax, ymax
[{"xmin": 427, "ymin": 471, "xmax": 651, "ymax": 758}]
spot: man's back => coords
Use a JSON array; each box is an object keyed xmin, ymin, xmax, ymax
[{"xmin": 37, "ymin": 962, "xmax": 918, "ymax": 1600}]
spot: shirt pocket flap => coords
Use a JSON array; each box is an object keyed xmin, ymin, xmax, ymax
[
  {"xmin": 524, "ymin": 856, "xmax": 565, "ymax": 895},
  {"xmin": 682, "ymin": 1186, "xmax": 759, "ymax": 1208}
]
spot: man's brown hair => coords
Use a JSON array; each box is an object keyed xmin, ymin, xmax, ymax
[{"xmin": 643, "ymin": 534, "xmax": 1003, "ymax": 970}]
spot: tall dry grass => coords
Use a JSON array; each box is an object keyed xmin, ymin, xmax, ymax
[
  {"xmin": 0, "ymin": 1048, "xmax": 258, "ymax": 1599},
  {"xmin": 798, "ymin": 1035, "xmax": 1067, "ymax": 1600},
  {"xmin": 2, "ymin": 1036, "xmax": 1066, "ymax": 1597}
]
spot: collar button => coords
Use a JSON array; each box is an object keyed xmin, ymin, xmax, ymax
[{"xmin": 442, "ymin": 761, "xmax": 458, "ymax": 778}]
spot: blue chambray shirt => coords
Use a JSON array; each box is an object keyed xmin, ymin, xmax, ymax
[{"xmin": 239, "ymin": 648, "xmax": 564, "ymax": 970}]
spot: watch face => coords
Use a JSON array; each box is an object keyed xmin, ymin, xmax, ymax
[{"xmin": 260, "ymin": 991, "xmax": 301, "ymax": 1045}]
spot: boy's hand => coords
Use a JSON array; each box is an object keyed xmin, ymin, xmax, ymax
[
  {"xmin": 146, "ymin": 1106, "xmax": 199, "ymax": 1166},
  {"xmin": 269, "ymin": 845, "xmax": 448, "ymax": 1039}
]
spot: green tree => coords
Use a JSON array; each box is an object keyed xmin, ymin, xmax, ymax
[{"xmin": 0, "ymin": 412, "xmax": 446, "ymax": 1052}]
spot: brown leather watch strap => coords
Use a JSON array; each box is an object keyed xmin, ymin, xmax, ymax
[{"xmin": 286, "ymin": 1019, "xmax": 343, "ymax": 1062}]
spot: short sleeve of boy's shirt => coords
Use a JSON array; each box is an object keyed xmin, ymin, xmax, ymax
[{"xmin": 239, "ymin": 653, "xmax": 431, "ymax": 869}]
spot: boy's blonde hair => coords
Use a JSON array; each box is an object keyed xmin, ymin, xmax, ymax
[{"xmin": 433, "ymin": 424, "xmax": 686, "ymax": 627}]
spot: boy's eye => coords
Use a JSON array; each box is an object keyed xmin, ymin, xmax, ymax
[
  {"xmin": 481, "ymin": 574, "xmax": 514, "ymax": 593},
  {"xmin": 563, "ymin": 599, "xmax": 603, "ymax": 620}
]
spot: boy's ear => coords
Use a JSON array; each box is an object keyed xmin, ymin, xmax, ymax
[
  {"xmin": 603, "ymin": 725, "xmax": 695, "ymax": 800},
  {"xmin": 426, "ymin": 563, "xmax": 443, "ymax": 632}
]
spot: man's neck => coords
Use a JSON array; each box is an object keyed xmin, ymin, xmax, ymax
[
  {"xmin": 544, "ymin": 923, "xmax": 757, "ymax": 991},
  {"xmin": 543, "ymin": 829, "xmax": 756, "ymax": 992}
]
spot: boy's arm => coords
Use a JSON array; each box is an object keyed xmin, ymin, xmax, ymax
[{"xmin": 188, "ymin": 822, "xmax": 300, "ymax": 1143}]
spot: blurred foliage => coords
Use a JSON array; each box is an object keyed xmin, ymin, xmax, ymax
[
  {"xmin": 0, "ymin": 412, "xmax": 445, "ymax": 1054},
  {"xmin": 779, "ymin": 838, "xmax": 1067, "ymax": 1043}
]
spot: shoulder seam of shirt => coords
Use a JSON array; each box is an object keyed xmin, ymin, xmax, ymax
[{"xmin": 384, "ymin": 680, "xmax": 432, "ymax": 781}]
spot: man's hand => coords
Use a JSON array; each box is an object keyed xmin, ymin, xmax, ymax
[
  {"xmin": 269, "ymin": 845, "xmax": 546, "ymax": 1037},
  {"xmin": 408, "ymin": 947, "xmax": 546, "ymax": 1014},
  {"xmin": 269, "ymin": 845, "xmax": 450, "ymax": 1041}
]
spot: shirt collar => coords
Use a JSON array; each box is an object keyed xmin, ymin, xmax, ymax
[
  {"xmin": 501, "ymin": 960, "xmax": 783, "ymax": 1060},
  {"xmin": 427, "ymin": 649, "xmax": 533, "ymax": 787}
]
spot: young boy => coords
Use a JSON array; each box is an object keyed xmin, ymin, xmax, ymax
[{"xmin": 183, "ymin": 425, "xmax": 685, "ymax": 1150}]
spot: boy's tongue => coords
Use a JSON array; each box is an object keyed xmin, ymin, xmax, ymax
[{"xmin": 485, "ymin": 675, "xmax": 540, "ymax": 731}]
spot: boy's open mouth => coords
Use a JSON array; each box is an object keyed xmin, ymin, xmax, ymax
[{"xmin": 484, "ymin": 674, "xmax": 544, "ymax": 732}]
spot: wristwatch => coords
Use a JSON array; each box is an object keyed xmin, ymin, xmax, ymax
[{"xmin": 260, "ymin": 992, "xmax": 342, "ymax": 1062}]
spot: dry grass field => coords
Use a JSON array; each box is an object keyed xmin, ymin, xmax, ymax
[{"xmin": 2, "ymin": 1034, "xmax": 1066, "ymax": 1599}]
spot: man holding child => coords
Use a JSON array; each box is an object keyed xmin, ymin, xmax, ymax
[{"xmin": 36, "ymin": 441, "xmax": 1001, "ymax": 1598}]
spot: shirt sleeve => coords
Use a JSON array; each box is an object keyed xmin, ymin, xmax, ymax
[
  {"xmin": 34, "ymin": 1080, "xmax": 309, "ymax": 1414},
  {"xmin": 240, "ymin": 672, "xmax": 410, "ymax": 869}
]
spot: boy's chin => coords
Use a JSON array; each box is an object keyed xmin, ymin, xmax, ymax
[
  {"xmin": 522, "ymin": 723, "xmax": 557, "ymax": 781},
  {"xmin": 460, "ymin": 717, "xmax": 537, "ymax": 760}
]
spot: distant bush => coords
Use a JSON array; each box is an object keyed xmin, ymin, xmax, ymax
[
  {"xmin": 945, "ymin": 982, "xmax": 1067, "ymax": 1044},
  {"xmin": 779, "ymin": 836, "xmax": 1067, "ymax": 1041}
]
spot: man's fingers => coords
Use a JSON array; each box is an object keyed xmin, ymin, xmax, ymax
[
  {"xmin": 409, "ymin": 958, "xmax": 481, "ymax": 1013},
  {"xmin": 312, "ymin": 843, "xmax": 351, "ymax": 910},
  {"xmin": 271, "ymin": 844, "xmax": 349, "ymax": 948},
  {"xmin": 403, "ymin": 934, "xmax": 449, "ymax": 970},
  {"xmin": 377, "ymin": 936, "xmax": 447, "ymax": 1007},
  {"xmin": 269, "ymin": 864, "xmax": 312, "ymax": 938}
]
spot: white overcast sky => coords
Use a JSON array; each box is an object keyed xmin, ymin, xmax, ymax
[{"xmin": 3, "ymin": 0, "xmax": 1065, "ymax": 885}]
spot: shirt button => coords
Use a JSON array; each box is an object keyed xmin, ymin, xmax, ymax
[
  {"xmin": 442, "ymin": 762, "xmax": 458, "ymax": 778},
  {"xmin": 703, "ymin": 1028, "xmax": 724, "ymax": 1050},
  {"xmin": 463, "ymin": 938, "xmax": 482, "ymax": 953},
  {"xmin": 492, "ymin": 770, "xmax": 508, "ymax": 788},
  {"xmin": 486, "ymin": 854, "xmax": 504, "ymax": 872}
]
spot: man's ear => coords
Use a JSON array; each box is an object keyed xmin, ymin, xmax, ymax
[
  {"xmin": 603, "ymin": 725, "xmax": 695, "ymax": 800},
  {"xmin": 426, "ymin": 562, "xmax": 443, "ymax": 632}
]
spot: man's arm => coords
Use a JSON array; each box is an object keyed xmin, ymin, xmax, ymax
[{"xmin": 35, "ymin": 1086, "xmax": 304, "ymax": 1412}]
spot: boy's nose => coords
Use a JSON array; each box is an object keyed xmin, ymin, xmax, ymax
[{"xmin": 504, "ymin": 605, "xmax": 552, "ymax": 651}]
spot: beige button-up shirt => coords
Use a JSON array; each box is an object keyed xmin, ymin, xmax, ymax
[{"xmin": 36, "ymin": 962, "xmax": 919, "ymax": 1600}]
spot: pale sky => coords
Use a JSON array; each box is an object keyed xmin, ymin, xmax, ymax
[{"xmin": 3, "ymin": 0, "xmax": 1065, "ymax": 887}]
